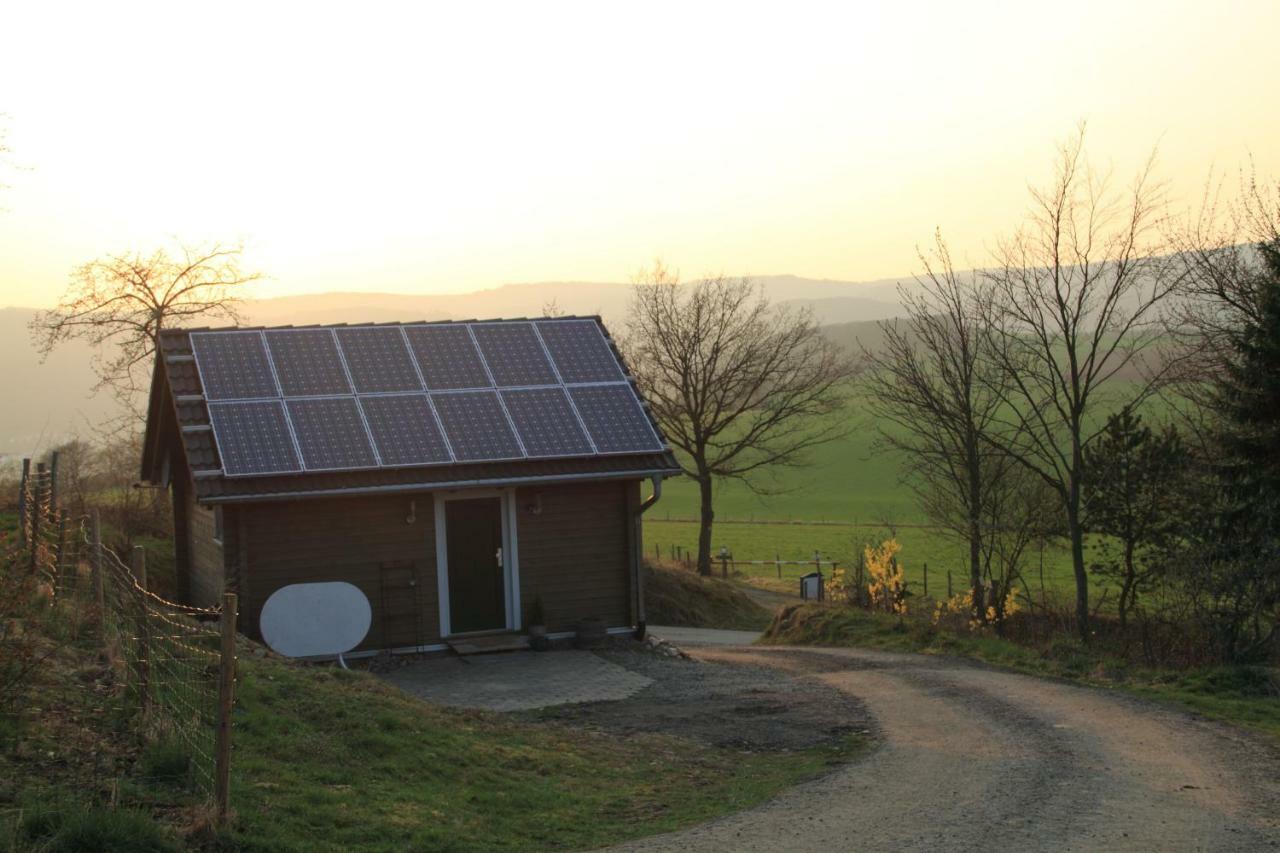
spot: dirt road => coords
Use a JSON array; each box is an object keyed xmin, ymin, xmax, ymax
[{"xmin": 612, "ymin": 643, "xmax": 1280, "ymax": 852}]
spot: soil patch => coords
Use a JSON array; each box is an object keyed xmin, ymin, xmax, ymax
[{"xmin": 523, "ymin": 642, "xmax": 873, "ymax": 752}]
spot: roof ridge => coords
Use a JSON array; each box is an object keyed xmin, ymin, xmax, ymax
[{"xmin": 166, "ymin": 314, "xmax": 605, "ymax": 335}]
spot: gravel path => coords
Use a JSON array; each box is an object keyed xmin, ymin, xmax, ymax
[{"xmin": 610, "ymin": 643, "xmax": 1280, "ymax": 852}]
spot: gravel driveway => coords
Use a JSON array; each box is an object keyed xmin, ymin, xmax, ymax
[{"xmin": 609, "ymin": 642, "xmax": 1280, "ymax": 852}]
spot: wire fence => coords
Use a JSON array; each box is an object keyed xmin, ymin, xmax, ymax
[{"xmin": 11, "ymin": 454, "xmax": 238, "ymax": 822}]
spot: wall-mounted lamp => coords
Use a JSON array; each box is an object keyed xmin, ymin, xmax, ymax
[
  {"xmin": 406, "ymin": 499, "xmax": 417, "ymax": 524},
  {"xmin": 525, "ymin": 493, "xmax": 543, "ymax": 515}
]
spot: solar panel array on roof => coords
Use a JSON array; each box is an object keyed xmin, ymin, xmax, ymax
[{"xmin": 189, "ymin": 319, "xmax": 664, "ymax": 477}]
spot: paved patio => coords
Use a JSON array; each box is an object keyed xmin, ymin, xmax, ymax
[{"xmin": 379, "ymin": 649, "xmax": 654, "ymax": 711}]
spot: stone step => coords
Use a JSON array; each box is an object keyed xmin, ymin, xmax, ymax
[{"xmin": 447, "ymin": 633, "xmax": 530, "ymax": 656}]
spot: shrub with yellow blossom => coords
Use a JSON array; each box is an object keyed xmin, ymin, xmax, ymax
[{"xmin": 865, "ymin": 538, "xmax": 909, "ymax": 616}]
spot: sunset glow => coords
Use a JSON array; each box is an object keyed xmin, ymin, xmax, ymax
[{"xmin": 1, "ymin": 0, "xmax": 1275, "ymax": 306}]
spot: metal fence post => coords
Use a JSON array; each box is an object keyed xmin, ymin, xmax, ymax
[{"xmin": 215, "ymin": 591, "xmax": 239, "ymax": 824}]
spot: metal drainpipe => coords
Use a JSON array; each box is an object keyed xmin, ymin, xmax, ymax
[{"xmin": 633, "ymin": 474, "xmax": 663, "ymax": 640}]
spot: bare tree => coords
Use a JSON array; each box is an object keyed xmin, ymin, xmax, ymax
[
  {"xmin": 30, "ymin": 242, "xmax": 260, "ymax": 416},
  {"xmin": 862, "ymin": 233, "xmax": 1014, "ymax": 622},
  {"xmin": 624, "ymin": 263, "xmax": 857, "ymax": 575},
  {"xmin": 979, "ymin": 126, "xmax": 1180, "ymax": 641}
]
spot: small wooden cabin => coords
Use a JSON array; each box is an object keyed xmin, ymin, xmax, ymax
[{"xmin": 140, "ymin": 317, "xmax": 680, "ymax": 654}]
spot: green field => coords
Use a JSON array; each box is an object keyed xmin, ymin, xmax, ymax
[
  {"xmin": 644, "ymin": 518, "xmax": 1080, "ymax": 600},
  {"xmin": 639, "ymin": 394, "xmax": 1139, "ymax": 602}
]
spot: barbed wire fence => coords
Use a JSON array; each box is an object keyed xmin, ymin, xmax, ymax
[{"xmin": 11, "ymin": 455, "xmax": 238, "ymax": 823}]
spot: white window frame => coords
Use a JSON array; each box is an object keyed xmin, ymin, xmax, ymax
[{"xmin": 433, "ymin": 488, "xmax": 521, "ymax": 637}]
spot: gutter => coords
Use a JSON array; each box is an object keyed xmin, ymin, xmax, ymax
[
  {"xmin": 198, "ymin": 466, "xmax": 682, "ymax": 505},
  {"xmin": 633, "ymin": 474, "xmax": 664, "ymax": 640}
]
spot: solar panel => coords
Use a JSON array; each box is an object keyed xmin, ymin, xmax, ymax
[
  {"xmin": 207, "ymin": 401, "xmax": 302, "ymax": 475},
  {"xmin": 536, "ymin": 319, "xmax": 625, "ymax": 383},
  {"xmin": 430, "ymin": 391, "xmax": 524, "ymax": 461},
  {"xmin": 264, "ymin": 329, "xmax": 352, "ymax": 396},
  {"xmin": 334, "ymin": 327, "xmax": 423, "ymax": 393},
  {"xmin": 358, "ymin": 394, "xmax": 453, "ymax": 466},
  {"xmin": 568, "ymin": 384, "xmax": 663, "ymax": 454},
  {"xmin": 191, "ymin": 332, "xmax": 279, "ymax": 400},
  {"xmin": 500, "ymin": 387, "xmax": 594, "ymax": 458},
  {"xmin": 404, "ymin": 324, "xmax": 492, "ymax": 390},
  {"xmin": 470, "ymin": 322, "xmax": 558, "ymax": 387},
  {"xmin": 285, "ymin": 397, "xmax": 379, "ymax": 470}
]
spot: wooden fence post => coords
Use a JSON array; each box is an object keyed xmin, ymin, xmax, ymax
[
  {"xmin": 133, "ymin": 545, "xmax": 148, "ymax": 590},
  {"xmin": 54, "ymin": 512, "xmax": 67, "ymax": 586},
  {"xmin": 923, "ymin": 561, "xmax": 929, "ymax": 598},
  {"xmin": 132, "ymin": 547, "xmax": 151, "ymax": 712},
  {"xmin": 30, "ymin": 463, "xmax": 46, "ymax": 575},
  {"xmin": 17, "ymin": 458, "xmax": 30, "ymax": 549},
  {"xmin": 48, "ymin": 450, "xmax": 60, "ymax": 518},
  {"xmin": 947, "ymin": 569, "xmax": 953, "ymax": 599},
  {"xmin": 215, "ymin": 591, "xmax": 239, "ymax": 824},
  {"xmin": 720, "ymin": 551, "xmax": 728, "ymax": 579},
  {"xmin": 92, "ymin": 510, "xmax": 106, "ymax": 629}
]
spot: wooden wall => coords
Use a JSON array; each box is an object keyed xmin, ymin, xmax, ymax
[
  {"xmin": 515, "ymin": 480, "xmax": 636, "ymax": 632},
  {"xmin": 234, "ymin": 493, "xmax": 438, "ymax": 651},
  {"xmin": 216, "ymin": 478, "xmax": 639, "ymax": 652}
]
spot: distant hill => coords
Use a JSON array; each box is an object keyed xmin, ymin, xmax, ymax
[
  {"xmin": 243, "ymin": 276, "xmax": 904, "ymax": 329},
  {"xmin": 0, "ymin": 275, "xmax": 907, "ymax": 455}
]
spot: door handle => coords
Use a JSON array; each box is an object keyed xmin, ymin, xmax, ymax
[{"xmin": 495, "ymin": 546, "xmax": 503, "ymax": 567}]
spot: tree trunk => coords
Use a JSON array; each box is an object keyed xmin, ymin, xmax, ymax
[
  {"xmin": 1068, "ymin": 485, "xmax": 1089, "ymax": 642},
  {"xmin": 967, "ymin": 441, "xmax": 985, "ymax": 619},
  {"xmin": 1119, "ymin": 539, "xmax": 1137, "ymax": 631},
  {"xmin": 696, "ymin": 476, "xmax": 714, "ymax": 577}
]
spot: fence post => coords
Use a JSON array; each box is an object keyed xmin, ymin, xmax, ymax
[
  {"xmin": 132, "ymin": 547, "xmax": 151, "ymax": 713},
  {"xmin": 54, "ymin": 512, "xmax": 67, "ymax": 584},
  {"xmin": 30, "ymin": 462, "xmax": 46, "ymax": 575},
  {"xmin": 720, "ymin": 551, "xmax": 728, "ymax": 579},
  {"xmin": 776, "ymin": 552, "xmax": 781, "ymax": 580},
  {"xmin": 654, "ymin": 543, "xmax": 659, "ymax": 562},
  {"xmin": 947, "ymin": 569, "xmax": 953, "ymax": 599},
  {"xmin": 17, "ymin": 458, "xmax": 30, "ymax": 548},
  {"xmin": 215, "ymin": 591, "xmax": 239, "ymax": 824},
  {"xmin": 48, "ymin": 450, "xmax": 60, "ymax": 518},
  {"xmin": 923, "ymin": 561, "xmax": 929, "ymax": 598},
  {"xmin": 133, "ymin": 545, "xmax": 148, "ymax": 590},
  {"xmin": 92, "ymin": 510, "xmax": 106, "ymax": 630}
]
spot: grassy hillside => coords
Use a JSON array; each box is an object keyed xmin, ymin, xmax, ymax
[
  {"xmin": 643, "ymin": 562, "xmax": 773, "ymax": 630},
  {"xmin": 4, "ymin": 635, "xmax": 847, "ymax": 851}
]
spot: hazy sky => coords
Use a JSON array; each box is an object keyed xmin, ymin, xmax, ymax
[{"xmin": 0, "ymin": 0, "xmax": 1275, "ymax": 307}]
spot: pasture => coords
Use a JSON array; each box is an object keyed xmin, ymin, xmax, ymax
[{"xmin": 639, "ymin": 395, "xmax": 1138, "ymax": 603}]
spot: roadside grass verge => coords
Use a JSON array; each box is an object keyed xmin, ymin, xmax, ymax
[
  {"xmin": 762, "ymin": 604, "xmax": 1280, "ymax": 742},
  {"xmin": 644, "ymin": 561, "xmax": 773, "ymax": 630},
  {"xmin": 227, "ymin": 653, "xmax": 845, "ymax": 851}
]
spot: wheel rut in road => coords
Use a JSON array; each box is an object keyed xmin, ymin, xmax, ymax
[{"xmin": 609, "ymin": 643, "xmax": 1280, "ymax": 852}]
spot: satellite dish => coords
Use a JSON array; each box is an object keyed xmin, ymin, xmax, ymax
[{"xmin": 260, "ymin": 582, "xmax": 372, "ymax": 662}]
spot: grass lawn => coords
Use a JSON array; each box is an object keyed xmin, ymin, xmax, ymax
[
  {"xmin": 763, "ymin": 604, "xmax": 1280, "ymax": 742},
  {"xmin": 231, "ymin": 655, "xmax": 851, "ymax": 851},
  {"xmin": 5, "ymin": 633, "xmax": 853, "ymax": 852}
]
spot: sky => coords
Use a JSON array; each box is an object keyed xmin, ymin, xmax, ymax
[{"xmin": 0, "ymin": 0, "xmax": 1275, "ymax": 307}]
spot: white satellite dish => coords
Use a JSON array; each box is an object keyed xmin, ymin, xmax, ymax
[{"xmin": 260, "ymin": 582, "xmax": 372, "ymax": 664}]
